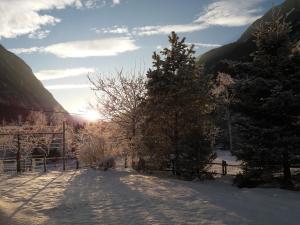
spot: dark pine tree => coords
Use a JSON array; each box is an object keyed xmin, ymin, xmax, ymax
[
  {"xmin": 143, "ymin": 32, "xmax": 214, "ymax": 177},
  {"xmin": 232, "ymin": 14, "xmax": 300, "ymax": 187}
]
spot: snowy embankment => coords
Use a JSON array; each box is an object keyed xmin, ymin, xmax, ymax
[{"xmin": 0, "ymin": 169, "xmax": 300, "ymax": 225}]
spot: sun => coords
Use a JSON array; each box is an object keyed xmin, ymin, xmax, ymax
[{"xmin": 84, "ymin": 110, "xmax": 101, "ymax": 122}]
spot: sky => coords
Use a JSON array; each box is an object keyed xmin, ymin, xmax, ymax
[{"xmin": 0, "ymin": 0, "xmax": 284, "ymax": 115}]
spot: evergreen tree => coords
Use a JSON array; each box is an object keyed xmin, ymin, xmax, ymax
[
  {"xmin": 232, "ymin": 15, "xmax": 300, "ymax": 187},
  {"xmin": 143, "ymin": 32, "xmax": 214, "ymax": 177}
]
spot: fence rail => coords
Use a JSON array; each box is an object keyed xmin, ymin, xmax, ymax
[
  {"xmin": 0, "ymin": 157, "xmax": 79, "ymax": 174},
  {"xmin": 143, "ymin": 160, "xmax": 300, "ymax": 177}
]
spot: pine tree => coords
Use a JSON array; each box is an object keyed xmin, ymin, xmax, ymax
[
  {"xmin": 143, "ymin": 32, "xmax": 214, "ymax": 176},
  {"xmin": 232, "ymin": 14, "xmax": 300, "ymax": 187}
]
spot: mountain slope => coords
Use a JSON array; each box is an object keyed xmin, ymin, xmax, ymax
[
  {"xmin": 0, "ymin": 44, "xmax": 65, "ymax": 121},
  {"xmin": 198, "ymin": 0, "xmax": 300, "ymax": 71}
]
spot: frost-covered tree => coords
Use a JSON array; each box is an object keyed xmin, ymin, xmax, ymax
[
  {"xmin": 76, "ymin": 122, "xmax": 114, "ymax": 168},
  {"xmin": 211, "ymin": 72, "xmax": 235, "ymax": 151},
  {"xmin": 89, "ymin": 69, "xmax": 146, "ymax": 167},
  {"xmin": 25, "ymin": 112, "xmax": 52, "ymax": 156}
]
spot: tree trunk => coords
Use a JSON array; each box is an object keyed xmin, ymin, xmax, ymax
[
  {"xmin": 16, "ymin": 134, "xmax": 21, "ymax": 173},
  {"xmin": 43, "ymin": 155, "xmax": 47, "ymax": 172},
  {"xmin": 226, "ymin": 106, "xmax": 233, "ymax": 151},
  {"xmin": 124, "ymin": 154, "xmax": 128, "ymax": 168},
  {"xmin": 130, "ymin": 119, "xmax": 137, "ymax": 168},
  {"xmin": 174, "ymin": 112, "xmax": 180, "ymax": 175},
  {"xmin": 76, "ymin": 159, "xmax": 79, "ymax": 169},
  {"xmin": 282, "ymin": 150, "xmax": 292, "ymax": 187}
]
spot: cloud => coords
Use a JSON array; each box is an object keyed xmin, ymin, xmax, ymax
[
  {"xmin": 187, "ymin": 42, "xmax": 222, "ymax": 49},
  {"xmin": 93, "ymin": 26, "xmax": 129, "ymax": 35},
  {"xmin": 133, "ymin": 23, "xmax": 208, "ymax": 36},
  {"xmin": 45, "ymin": 84, "xmax": 92, "ymax": 90},
  {"xmin": 10, "ymin": 37, "xmax": 140, "ymax": 58},
  {"xmin": 44, "ymin": 37, "xmax": 139, "ymax": 58},
  {"xmin": 0, "ymin": 0, "xmax": 109, "ymax": 39},
  {"xmin": 112, "ymin": 0, "xmax": 121, "ymax": 6},
  {"xmin": 35, "ymin": 67, "xmax": 95, "ymax": 81},
  {"xmin": 91, "ymin": 23, "xmax": 207, "ymax": 37},
  {"xmin": 28, "ymin": 30, "xmax": 51, "ymax": 39},
  {"xmin": 155, "ymin": 42, "xmax": 221, "ymax": 52},
  {"xmin": 130, "ymin": 0, "xmax": 264, "ymax": 37},
  {"xmin": 84, "ymin": 0, "xmax": 106, "ymax": 8},
  {"xmin": 194, "ymin": 0, "xmax": 263, "ymax": 27},
  {"xmin": 9, "ymin": 47, "xmax": 43, "ymax": 54},
  {"xmin": 0, "ymin": 0, "xmax": 83, "ymax": 39}
]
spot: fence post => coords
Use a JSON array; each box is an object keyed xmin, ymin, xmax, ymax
[
  {"xmin": 62, "ymin": 121, "xmax": 66, "ymax": 171},
  {"xmin": 16, "ymin": 134, "xmax": 21, "ymax": 173},
  {"xmin": 32, "ymin": 158, "xmax": 36, "ymax": 172},
  {"xmin": 222, "ymin": 160, "xmax": 227, "ymax": 175},
  {"xmin": 0, "ymin": 160, "xmax": 3, "ymax": 174},
  {"xmin": 43, "ymin": 155, "xmax": 47, "ymax": 172},
  {"xmin": 23, "ymin": 158, "xmax": 26, "ymax": 172},
  {"xmin": 124, "ymin": 154, "xmax": 128, "ymax": 168},
  {"xmin": 76, "ymin": 158, "xmax": 79, "ymax": 169}
]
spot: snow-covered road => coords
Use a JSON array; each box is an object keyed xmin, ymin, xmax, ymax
[{"xmin": 0, "ymin": 169, "xmax": 299, "ymax": 225}]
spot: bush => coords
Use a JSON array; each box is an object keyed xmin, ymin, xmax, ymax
[
  {"xmin": 233, "ymin": 173, "xmax": 262, "ymax": 188},
  {"xmin": 99, "ymin": 157, "xmax": 116, "ymax": 171},
  {"xmin": 78, "ymin": 137, "xmax": 105, "ymax": 167}
]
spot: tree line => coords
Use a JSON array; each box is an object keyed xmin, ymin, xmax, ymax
[
  {"xmin": 3, "ymin": 12, "xmax": 296, "ymax": 187},
  {"xmin": 89, "ymin": 13, "xmax": 300, "ymax": 187}
]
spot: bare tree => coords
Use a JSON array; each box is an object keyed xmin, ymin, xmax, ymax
[{"xmin": 88, "ymin": 69, "xmax": 146, "ymax": 167}]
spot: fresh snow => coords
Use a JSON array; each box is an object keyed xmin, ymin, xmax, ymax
[
  {"xmin": 211, "ymin": 150, "xmax": 242, "ymax": 175},
  {"xmin": 214, "ymin": 150, "xmax": 239, "ymax": 165},
  {"xmin": 0, "ymin": 169, "xmax": 300, "ymax": 225}
]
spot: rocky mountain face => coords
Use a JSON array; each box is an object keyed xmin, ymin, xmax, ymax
[
  {"xmin": 0, "ymin": 44, "xmax": 65, "ymax": 122},
  {"xmin": 198, "ymin": 0, "xmax": 300, "ymax": 72}
]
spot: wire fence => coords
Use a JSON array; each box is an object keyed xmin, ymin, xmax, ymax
[
  {"xmin": 0, "ymin": 156, "xmax": 79, "ymax": 175},
  {"xmin": 0, "ymin": 122, "xmax": 78, "ymax": 175}
]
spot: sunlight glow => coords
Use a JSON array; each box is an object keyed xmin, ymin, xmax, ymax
[{"xmin": 83, "ymin": 110, "xmax": 101, "ymax": 121}]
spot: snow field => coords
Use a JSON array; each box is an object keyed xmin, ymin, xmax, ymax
[{"xmin": 0, "ymin": 169, "xmax": 299, "ymax": 225}]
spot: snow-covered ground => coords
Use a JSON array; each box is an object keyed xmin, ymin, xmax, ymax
[
  {"xmin": 211, "ymin": 150, "xmax": 242, "ymax": 175},
  {"xmin": 214, "ymin": 150, "xmax": 239, "ymax": 165},
  {"xmin": 0, "ymin": 169, "xmax": 300, "ymax": 225}
]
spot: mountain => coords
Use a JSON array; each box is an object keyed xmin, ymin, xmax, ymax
[
  {"xmin": 0, "ymin": 44, "xmax": 65, "ymax": 122},
  {"xmin": 198, "ymin": 0, "xmax": 300, "ymax": 71}
]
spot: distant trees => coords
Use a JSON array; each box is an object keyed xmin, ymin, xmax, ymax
[
  {"xmin": 211, "ymin": 72, "xmax": 235, "ymax": 151},
  {"xmin": 230, "ymin": 15, "xmax": 300, "ymax": 187}
]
